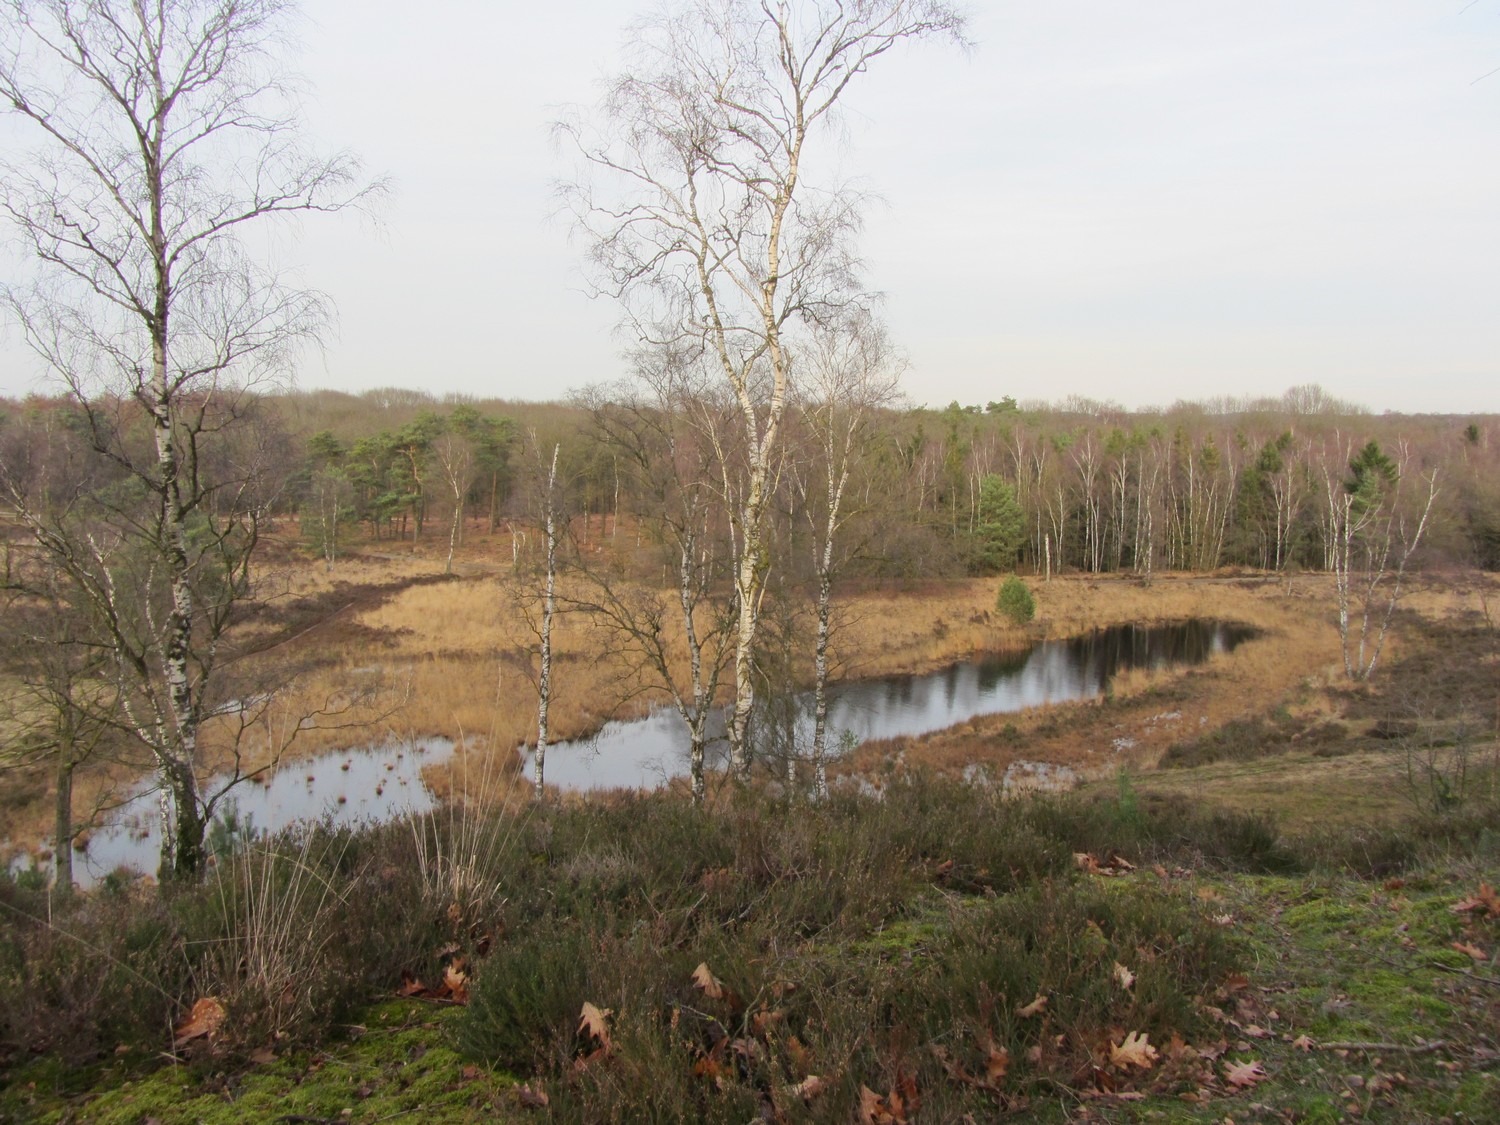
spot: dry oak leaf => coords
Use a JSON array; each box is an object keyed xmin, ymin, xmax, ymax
[
  {"xmin": 1110, "ymin": 1031, "xmax": 1159, "ymax": 1071},
  {"xmin": 578, "ymin": 1002, "xmax": 613, "ymax": 1049},
  {"xmin": 443, "ymin": 963, "xmax": 470, "ymax": 1005},
  {"xmin": 1451, "ymin": 941, "xmax": 1488, "ymax": 961},
  {"xmin": 751, "ymin": 1008, "xmax": 785, "ymax": 1037},
  {"xmin": 858, "ymin": 1079, "xmax": 916, "ymax": 1125},
  {"xmin": 1016, "ymin": 993, "xmax": 1048, "ymax": 1018},
  {"xmin": 396, "ymin": 971, "xmax": 427, "ymax": 998},
  {"xmin": 172, "ymin": 997, "xmax": 226, "ymax": 1047},
  {"xmin": 1291, "ymin": 1035, "xmax": 1316, "ymax": 1051},
  {"xmin": 1453, "ymin": 882, "xmax": 1500, "ymax": 919},
  {"xmin": 1113, "ymin": 962, "xmax": 1136, "ymax": 990},
  {"xmin": 982, "ymin": 1038, "xmax": 1011, "ymax": 1086},
  {"xmin": 790, "ymin": 1074, "xmax": 828, "ymax": 1101},
  {"xmin": 691, "ymin": 962, "xmax": 727, "ymax": 1001},
  {"xmin": 516, "ymin": 1083, "xmax": 549, "ymax": 1109},
  {"xmin": 1223, "ymin": 1059, "xmax": 1267, "ymax": 1088}
]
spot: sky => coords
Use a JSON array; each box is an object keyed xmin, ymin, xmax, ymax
[{"xmin": 1, "ymin": 0, "xmax": 1498, "ymax": 414}]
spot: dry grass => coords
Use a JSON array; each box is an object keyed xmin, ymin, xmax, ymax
[
  {"xmin": 6, "ymin": 521, "xmax": 1494, "ymax": 859},
  {"xmin": 838, "ymin": 572, "xmax": 1345, "ymax": 787}
]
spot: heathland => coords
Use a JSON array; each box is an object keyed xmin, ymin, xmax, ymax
[{"xmin": 2, "ymin": 500, "xmax": 1498, "ymax": 1121}]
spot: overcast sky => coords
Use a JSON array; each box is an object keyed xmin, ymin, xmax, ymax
[{"xmin": 2, "ymin": 1, "xmax": 1498, "ymax": 414}]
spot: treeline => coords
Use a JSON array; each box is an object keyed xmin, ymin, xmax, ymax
[{"xmin": 181, "ymin": 383, "xmax": 1498, "ymax": 578}]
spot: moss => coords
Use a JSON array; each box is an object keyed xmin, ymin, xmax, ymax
[{"xmin": 2, "ymin": 1001, "xmax": 513, "ymax": 1125}]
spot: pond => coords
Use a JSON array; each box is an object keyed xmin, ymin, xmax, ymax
[
  {"xmin": 9, "ymin": 738, "xmax": 457, "ymax": 890},
  {"xmin": 523, "ymin": 618, "xmax": 1254, "ymax": 791},
  {"xmin": 11, "ymin": 619, "xmax": 1252, "ymax": 888}
]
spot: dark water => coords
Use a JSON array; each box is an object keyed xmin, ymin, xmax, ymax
[
  {"xmin": 9, "ymin": 620, "xmax": 1252, "ymax": 887},
  {"xmin": 523, "ymin": 619, "xmax": 1254, "ymax": 791}
]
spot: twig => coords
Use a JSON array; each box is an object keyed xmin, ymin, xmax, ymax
[
  {"xmin": 1426, "ymin": 960, "xmax": 1500, "ymax": 987},
  {"xmin": 1313, "ymin": 1040, "xmax": 1449, "ymax": 1054}
]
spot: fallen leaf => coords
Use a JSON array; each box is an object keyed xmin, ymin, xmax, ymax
[
  {"xmin": 397, "ymin": 972, "xmax": 427, "ymax": 998},
  {"xmin": 172, "ymin": 997, "xmax": 226, "ymax": 1047},
  {"xmin": 786, "ymin": 1035, "xmax": 813, "ymax": 1074},
  {"xmin": 751, "ymin": 1008, "xmax": 784, "ymax": 1037},
  {"xmin": 790, "ymin": 1074, "xmax": 828, "ymax": 1100},
  {"xmin": 578, "ymin": 1002, "xmax": 613, "ymax": 1050},
  {"xmin": 859, "ymin": 1085, "xmax": 892, "ymax": 1124},
  {"xmin": 982, "ymin": 1038, "xmax": 1010, "ymax": 1086},
  {"xmin": 1224, "ymin": 1059, "xmax": 1266, "ymax": 1087},
  {"xmin": 248, "ymin": 1047, "xmax": 276, "ymax": 1066},
  {"xmin": 1451, "ymin": 941, "xmax": 1487, "ymax": 961},
  {"xmin": 1016, "ymin": 993, "xmax": 1048, "ymax": 1018},
  {"xmin": 1292, "ymin": 1035, "xmax": 1315, "ymax": 1051},
  {"xmin": 1113, "ymin": 962, "xmax": 1136, "ymax": 990},
  {"xmin": 1242, "ymin": 1024, "xmax": 1270, "ymax": 1039},
  {"xmin": 1110, "ymin": 1031, "xmax": 1158, "ymax": 1071},
  {"xmin": 693, "ymin": 1054, "xmax": 725, "ymax": 1081},
  {"xmin": 443, "ymin": 963, "xmax": 470, "ymax": 1004},
  {"xmin": 516, "ymin": 1083, "xmax": 549, "ymax": 1109},
  {"xmin": 691, "ymin": 962, "xmax": 727, "ymax": 1000},
  {"xmin": 460, "ymin": 1064, "xmax": 481, "ymax": 1081},
  {"xmin": 1452, "ymin": 882, "xmax": 1500, "ymax": 919},
  {"xmin": 859, "ymin": 1077, "xmax": 918, "ymax": 1124}
]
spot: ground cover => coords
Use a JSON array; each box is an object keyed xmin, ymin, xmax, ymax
[
  {"xmin": 2, "ymin": 768, "xmax": 1496, "ymax": 1123},
  {"xmin": 3, "ymin": 532, "xmax": 1497, "ymax": 1121}
]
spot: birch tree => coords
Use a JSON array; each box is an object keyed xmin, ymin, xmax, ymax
[
  {"xmin": 434, "ymin": 431, "xmax": 476, "ymax": 575},
  {"xmin": 572, "ymin": 370, "xmax": 738, "ymax": 803},
  {"xmin": 0, "ymin": 0, "xmax": 379, "ymax": 878},
  {"xmin": 792, "ymin": 312, "xmax": 900, "ymax": 799},
  {"xmin": 1322, "ymin": 439, "xmax": 1439, "ymax": 680},
  {"xmin": 562, "ymin": 0, "xmax": 964, "ymax": 777},
  {"xmin": 530, "ymin": 441, "xmax": 560, "ymax": 800}
]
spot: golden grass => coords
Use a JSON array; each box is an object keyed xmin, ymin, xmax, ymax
[
  {"xmin": 837, "ymin": 572, "xmax": 1346, "ymax": 788},
  {"xmin": 5, "ymin": 521, "xmax": 1495, "ymax": 857}
]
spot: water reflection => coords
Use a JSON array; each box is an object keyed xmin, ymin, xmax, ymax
[
  {"xmin": 11, "ymin": 738, "xmax": 456, "ymax": 890},
  {"xmin": 14, "ymin": 620, "xmax": 1252, "ymax": 886},
  {"xmin": 525, "ymin": 619, "xmax": 1253, "ymax": 792}
]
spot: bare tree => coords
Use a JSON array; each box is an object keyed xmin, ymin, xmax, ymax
[
  {"xmin": 0, "ymin": 547, "xmax": 128, "ymax": 896},
  {"xmin": 434, "ymin": 431, "xmax": 476, "ymax": 575},
  {"xmin": 1321, "ymin": 438, "xmax": 1439, "ymax": 681},
  {"xmin": 0, "ymin": 0, "xmax": 380, "ymax": 879},
  {"xmin": 307, "ymin": 466, "xmax": 354, "ymax": 572},
  {"xmin": 791, "ymin": 311, "xmax": 901, "ymax": 799},
  {"xmin": 522, "ymin": 437, "xmax": 562, "ymax": 801},
  {"xmin": 570, "ymin": 371, "xmax": 738, "ymax": 803},
  {"xmin": 562, "ymin": 0, "xmax": 964, "ymax": 778}
]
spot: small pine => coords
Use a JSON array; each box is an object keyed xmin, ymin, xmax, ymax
[{"xmin": 996, "ymin": 575, "xmax": 1036, "ymax": 625}]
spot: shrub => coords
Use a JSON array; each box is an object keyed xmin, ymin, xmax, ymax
[{"xmin": 996, "ymin": 575, "xmax": 1035, "ymax": 625}]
